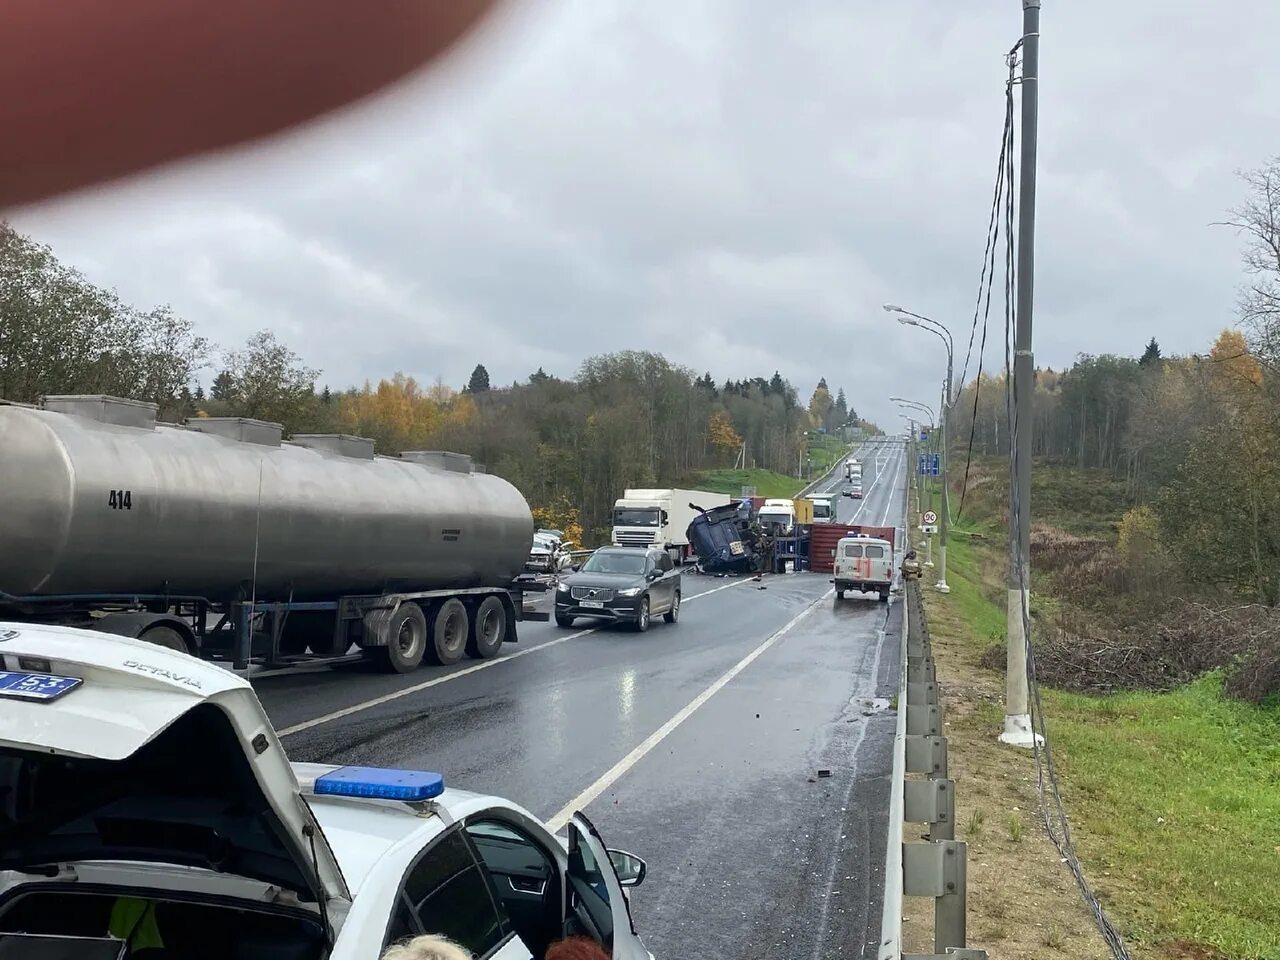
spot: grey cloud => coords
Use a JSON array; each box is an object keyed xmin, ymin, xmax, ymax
[{"xmin": 12, "ymin": 0, "xmax": 1280, "ymax": 429}]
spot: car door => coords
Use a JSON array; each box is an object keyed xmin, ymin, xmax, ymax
[
  {"xmin": 391, "ymin": 827, "xmax": 532, "ymax": 959},
  {"xmin": 566, "ymin": 813, "xmax": 651, "ymax": 960},
  {"xmin": 655, "ymin": 552, "xmax": 677, "ymax": 611}
]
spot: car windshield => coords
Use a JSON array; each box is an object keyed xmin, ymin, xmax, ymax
[
  {"xmin": 613, "ymin": 508, "xmax": 660, "ymax": 527},
  {"xmin": 581, "ymin": 551, "xmax": 647, "ymax": 575}
]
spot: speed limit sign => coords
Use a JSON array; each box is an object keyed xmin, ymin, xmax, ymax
[{"xmin": 922, "ymin": 510, "xmax": 938, "ymax": 525}]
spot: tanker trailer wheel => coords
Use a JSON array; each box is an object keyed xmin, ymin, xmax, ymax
[
  {"xmin": 375, "ymin": 602, "xmax": 428, "ymax": 674},
  {"xmin": 427, "ymin": 599, "xmax": 470, "ymax": 666},
  {"xmin": 466, "ymin": 596, "xmax": 506, "ymax": 660},
  {"xmin": 140, "ymin": 625, "xmax": 193, "ymax": 656}
]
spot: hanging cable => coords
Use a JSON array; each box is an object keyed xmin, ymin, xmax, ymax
[
  {"xmin": 955, "ymin": 54, "xmax": 1016, "ymax": 521},
  {"xmin": 1000, "ymin": 37, "xmax": 1133, "ymax": 960}
]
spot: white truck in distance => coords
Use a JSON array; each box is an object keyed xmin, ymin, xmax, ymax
[
  {"xmin": 611, "ymin": 488, "xmax": 731, "ymax": 563},
  {"xmin": 757, "ymin": 498, "xmax": 796, "ymax": 532},
  {"xmin": 844, "ymin": 458, "xmax": 863, "ymax": 482},
  {"xmin": 810, "ymin": 494, "xmax": 835, "ymax": 523}
]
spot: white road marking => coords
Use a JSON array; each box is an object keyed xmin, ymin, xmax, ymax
[
  {"xmin": 545, "ymin": 586, "xmax": 833, "ymax": 832},
  {"xmin": 847, "ymin": 442, "xmax": 900, "ymax": 524},
  {"xmin": 879, "ymin": 446, "xmax": 905, "ymax": 527},
  {"xmin": 276, "ymin": 575, "xmax": 751, "ymax": 738}
]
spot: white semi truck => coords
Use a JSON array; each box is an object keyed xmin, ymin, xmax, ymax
[
  {"xmin": 844, "ymin": 458, "xmax": 863, "ymax": 482},
  {"xmin": 611, "ymin": 488, "xmax": 731, "ymax": 563}
]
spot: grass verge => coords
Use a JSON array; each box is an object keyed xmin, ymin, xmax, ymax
[
  {"xmin": 693, "ymin": 468, "xmax": 805, "ymax": 498},
  {"xmin": 927, "ymin": 520, "xmax": 1280, "ymax": 959}
]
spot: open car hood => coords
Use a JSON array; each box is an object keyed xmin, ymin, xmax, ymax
[{"xmin": 0, "ymin": 622, "xmax": 349, "ymax": 908}]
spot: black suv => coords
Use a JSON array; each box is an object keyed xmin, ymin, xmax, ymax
[{"xmin": 554, "ymin": 546, "xmax": 680, "ymax": 632}]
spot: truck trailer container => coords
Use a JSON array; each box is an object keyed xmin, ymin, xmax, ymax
[{"xmin": 0, "ymin": 396, "xmax": 546, "ymax": 674}]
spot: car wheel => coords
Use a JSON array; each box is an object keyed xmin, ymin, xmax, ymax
[
  {"xmin": 879, "ymin": 588, "xmax": 890, "ymax": 602},
  {"xmin": 466, "ymin": 595, "xmax": 507, "ymax": 659},
  {"xmin": 664, "ymin": 591, "xmax": 680, "ymax": 623},
  {"xmin": 555, "ymin": 613, "xmax": 576, "ymax": 628},
  {"xmin": 635, "ymin": 596, "xmax": 650, "ymax": 633},
  {"xmin": 373, "ymin": 602, "xmax": 428, "ymax": 673},
  {"xmin": 835, "ymin": 590, "xmax": 844, "ymax": 602}
]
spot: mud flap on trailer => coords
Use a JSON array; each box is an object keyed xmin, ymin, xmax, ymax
[{"xmin": 360, "ymin": 600, "xmax": 401, "ymax": 648}]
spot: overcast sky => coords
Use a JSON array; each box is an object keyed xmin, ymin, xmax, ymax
[{"xmin": 10, "ymin": 1, "xmax": 1280, "ymax": 429}]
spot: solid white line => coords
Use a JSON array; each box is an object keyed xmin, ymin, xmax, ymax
[
  {"xmin": 545, "ymin": 587, "xmax": 833, "ymax": 832},
  {"xmin": 879, "ymin": 445, "xmax": 905, "ymax": 527},
  {"xmin": 276, "ymin": 576, "xmax": 751, "ymax": 738},
  {"xmin": 847, "ymin": 442, "xmax": 898, "ymax": 523}
]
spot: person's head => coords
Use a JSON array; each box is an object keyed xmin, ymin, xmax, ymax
[
  {"xmin": 906, "ymin": 550, "xmax": 916, "ymax": 559},
  {"xmin": 381, "ymin": 934, "xmax": 473, "ymax": 960},
  {"xmin": 546, "ymin": 937, "xmax": 610, "ymax": 960}
]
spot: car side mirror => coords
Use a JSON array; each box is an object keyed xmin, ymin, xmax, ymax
[
  {"xmin": 647, "ymin": 570, "xmax": 660, "ymax": 581},
  {"xmin": 608, "ymin": 849, "xmax": 647, "ymax": 888}
]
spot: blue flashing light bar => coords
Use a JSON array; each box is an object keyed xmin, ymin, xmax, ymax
[{"xmin": 314, "ymin": 766, "xmax": 445, "ymax": 802}]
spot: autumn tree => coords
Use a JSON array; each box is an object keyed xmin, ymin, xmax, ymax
[
  {"xmin": 807, "ymin": 378, "xmax": 832, "ymax": 428},
  {"xmin": 706, "ymin": 410, "xmax": 743, "ymax": 461}
]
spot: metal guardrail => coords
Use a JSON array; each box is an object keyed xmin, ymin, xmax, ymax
[{"xmin": 878, "ymin": 578, "xmax": 987, "ymax": 959}]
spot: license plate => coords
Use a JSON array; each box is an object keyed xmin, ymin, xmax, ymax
[
  {"xmin": 580, "ymin": 600, "xmax": 604, "ymax": 609},
  {"xmin": 0, "ymin": 671, "xmax": 82, "ymax": 703}
]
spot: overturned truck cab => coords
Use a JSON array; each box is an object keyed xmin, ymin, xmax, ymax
[{"xmin": 685, "ymin": 501, "xmax": 767, "ymax": 575}]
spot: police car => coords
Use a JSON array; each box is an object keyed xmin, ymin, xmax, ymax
[{"xmin": 0, "ymin": 623, "xmax": 654, "ymax": 959}]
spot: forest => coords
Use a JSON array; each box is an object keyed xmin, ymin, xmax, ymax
[{"xmin": 0, "ymin": 221, "xmax": 874, "ymax": 544}]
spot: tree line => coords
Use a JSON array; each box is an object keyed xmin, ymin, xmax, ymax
[
  {"xmin": 1, "ymin": 221, "xmax": 876, "ymax": 544},
  {"xmin": 948, "ymin": 157, "xmax": 1280, "ymax": 605}
]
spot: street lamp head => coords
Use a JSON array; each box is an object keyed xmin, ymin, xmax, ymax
[{"xmin": 882, "ymin": 303, "xmax": 904, "ymax": 314}]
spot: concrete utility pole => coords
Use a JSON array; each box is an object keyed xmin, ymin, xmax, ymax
[{"xmin": 1002, "ymin": 0, "xmax": 1040, "ymax": 748}]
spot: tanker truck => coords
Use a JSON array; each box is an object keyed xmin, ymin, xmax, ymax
[{"xmin": 0, "ymin": 395, "xmax": 547, "ymax": 674}]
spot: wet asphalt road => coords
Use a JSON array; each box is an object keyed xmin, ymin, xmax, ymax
[{"xmin": 255, "ymin": 439, "xmax": 908, "ymax": 959}]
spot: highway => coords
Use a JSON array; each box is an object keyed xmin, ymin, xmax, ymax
[{"xmin": 255, "ymin": 438, "xmax": 908, "ymax": 959}]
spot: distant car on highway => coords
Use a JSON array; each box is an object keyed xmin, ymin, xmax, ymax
[
  {"xmin": 527, "ymin": 529, "xmax": 574, "ymax": 574},
  {"xmin": 843, "ymin": 484, "xmax": 863, "ymax": 499},
  {"xmin": 555, "ymin": 546, "xmax": 680, "ymax": 631},
  {"xmin": 0, "ymin": 623, "xmax": 656, "ymax": 960}
]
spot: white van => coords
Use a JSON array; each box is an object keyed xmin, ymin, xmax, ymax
[{"xmin": 833, "ymin": 534, "xmax": 894, "ymax": 602}]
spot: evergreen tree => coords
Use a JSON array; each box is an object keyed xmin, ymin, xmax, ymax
[
  {"xmin": 467, "ymin": 364, "xmax": 491, "ymax": 393},
  {"xmin": 210, "ymin": 370, "xmax": 235, "ymax": 401}
]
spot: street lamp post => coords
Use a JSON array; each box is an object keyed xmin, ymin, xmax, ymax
[
  {"xmin": 885, "ymin": 304, "xmax": 954, "ymax": 593},
  {"xmin": 894, "ymin": 397, "xmax": 936, "ymax": 521}
]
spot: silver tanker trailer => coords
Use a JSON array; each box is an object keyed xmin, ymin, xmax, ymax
[{"xmin": 0, "ymin": 395, "xmax": 546, "ymax": 673}]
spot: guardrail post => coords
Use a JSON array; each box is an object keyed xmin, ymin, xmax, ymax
[
  {"xmin": 907, "ymin": 680, "xmax": 938, "ymax": 705},
  {"xmin": 906, "ymin": 701, "xmax": 942, "ymax": 736},
  {"xmin": 906, "ymin": 734, "xmax": 949, "ymax": 779},
  {"xmin": 907, "ymin": 657, "xmax": 937, "ymax": 683},
  {"xmin": 903, "ymin": 840, "xmax": 970, "ymax": 954},
  {"xmin": 904, "ymin": 778, "xmax": 955, "ymax": 841}
]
